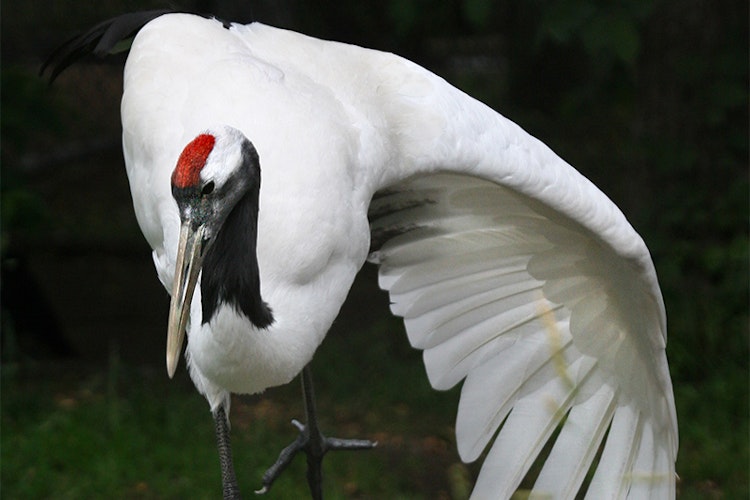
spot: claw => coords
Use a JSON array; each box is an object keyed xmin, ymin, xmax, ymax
[{"xmin": 256, "ymin": 365, "xmax": 376, "ymax": 498}]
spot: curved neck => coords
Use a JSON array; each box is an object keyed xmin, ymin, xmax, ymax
[{"xmin": 200, "ymin": 187, "xmax": 274, "ymax": 328}]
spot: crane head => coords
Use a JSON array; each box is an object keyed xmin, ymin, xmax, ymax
[{"xmin": 166, "ymin": 126, "xmax": 265, "ymax": 377}]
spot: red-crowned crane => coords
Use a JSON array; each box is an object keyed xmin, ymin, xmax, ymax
[{"xmin": 46, "ymin": 11, "xmax": 678, "ymax": 499}]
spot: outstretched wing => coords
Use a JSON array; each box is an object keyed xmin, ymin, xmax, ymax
[
  {"xmin": 351, "ymin": 42, "xmax": 678, "ymax": 497},
  {"xmin": 368, "ymin": 169, "xmax": 676, "ymax": 497}
]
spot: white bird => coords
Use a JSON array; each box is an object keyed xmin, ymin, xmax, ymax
[{"xmin": 47, "ymin": 11, "xmax": 678, "ymax": 499}]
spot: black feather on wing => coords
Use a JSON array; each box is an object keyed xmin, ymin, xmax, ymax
[{"xmin": 41, "ymin": 10, "xmax": 173, "ymax": 82}]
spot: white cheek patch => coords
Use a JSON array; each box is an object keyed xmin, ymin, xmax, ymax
[{"xmin": 200, "ymin": 126, "xmax": 247, "ymax": 187}]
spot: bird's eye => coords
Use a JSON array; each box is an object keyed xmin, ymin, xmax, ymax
[{"xmin": 201, "ymin": 181, "xmax": 215, "ymax": 196}]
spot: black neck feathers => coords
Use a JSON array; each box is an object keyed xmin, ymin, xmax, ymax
[{"xmin": 200, "ymin": 188, "xmax": 274, "ymax": 328}]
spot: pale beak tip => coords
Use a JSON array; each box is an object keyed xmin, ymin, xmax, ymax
[
  {"xmin": 166, "ymin": 354, "xmax": 178, "ymax": 379},
  {"xmin": 165, "ymin": 221, "xmax": 203, "ymax": 381}
]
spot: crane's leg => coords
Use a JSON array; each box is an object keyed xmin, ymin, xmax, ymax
[
  {"xmin": 256, "ymin": 363, "xmax": 376, "ymax": 498},
  {"xmin": 214, "ymin": 404, "xmax": 242, "ymax": 499}
]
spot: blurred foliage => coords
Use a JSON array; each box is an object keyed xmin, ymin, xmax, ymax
[
  {"xmin": 535, "ymin": 0, "xmax": 653, "ymax": 65},
  {"xmin": 2, "ymin": 67, "xmax": 65, "ymax": 151},
  {"xmin": 1, "ymin": 67, "xmax": 65, "ymax": 250}
]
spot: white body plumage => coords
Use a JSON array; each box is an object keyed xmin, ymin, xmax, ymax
[{"xmin": 120, "ymin": 13, "xmax": 677, "ymax": 498}]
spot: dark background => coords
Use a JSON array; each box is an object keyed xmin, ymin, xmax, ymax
[{"xmin": 2, "ymin": 0, "xmax": 748, "ymax": 497}]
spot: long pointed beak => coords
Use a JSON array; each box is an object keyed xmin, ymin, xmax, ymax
[{"xmin": 166, "ymin": 220, "xmax": 205, "ymax": 378}]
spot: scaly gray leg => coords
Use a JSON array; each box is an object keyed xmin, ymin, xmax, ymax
[{"xmin": 214, "ymin": 404, "xmax": 242, "ymax": 499}]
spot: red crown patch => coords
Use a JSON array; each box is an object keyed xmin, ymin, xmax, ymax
[{"xmin": 172, "ymin": 134, "xmax": 216, "ymax": 188}]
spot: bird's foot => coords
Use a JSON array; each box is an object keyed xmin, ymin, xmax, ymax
[{"xmin": 255, "ymin": 419, "xmax": 376, "ymax": 497}]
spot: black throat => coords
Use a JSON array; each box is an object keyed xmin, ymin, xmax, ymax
[{"xmin": 200, "ymin": 189, "xmax": 274, "ymax": 328}]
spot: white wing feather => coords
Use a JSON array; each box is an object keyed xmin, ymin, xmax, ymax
[{"xmin": 369, "ymin": 173, "xmax": 677, "ymax": 498}]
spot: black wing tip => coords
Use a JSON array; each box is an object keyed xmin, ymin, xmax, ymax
[
  {"xmin": 40, "ymin": 9, "xmax": 174, "ymax": 83},
  {"xmin": 39, "ymin": 10, "xmax": 240, "ymax": 83}
]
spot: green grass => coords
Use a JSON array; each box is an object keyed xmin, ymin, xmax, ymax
[
  {"xmin": 673, "ymin": 363, "xmax": 749, "ymax": 499},
  {"xmin": 2, "ymin": 315, "xmax": 747, "ymax": 498},
  {"xmin": 1, "ymin": 317, "xmax": 468, "ymax": 499}
]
